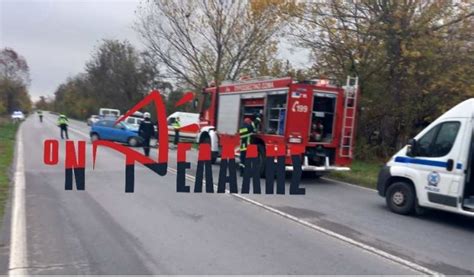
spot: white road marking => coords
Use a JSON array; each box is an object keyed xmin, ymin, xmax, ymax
[
  {"xmin": 62, "ymin": 119, "xmax": 442, "ymax": 275},
  {"xmin": 9, "ymin": 127, "xmax": 28, "ymax": 275}
]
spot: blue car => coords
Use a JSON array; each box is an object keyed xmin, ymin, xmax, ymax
[{"xmin": 90, "ymin": 119, "xmax": 142, "ymax": 146}]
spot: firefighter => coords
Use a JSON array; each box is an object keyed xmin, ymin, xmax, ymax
[
  {"xmin": 37, "ymin": 110, "xmax": 43, "ymax": 123},
  {"xmin": 172, "ymin": 116, "xmax": 181, "ymax": 147},
  {"xmin": 57, "ymin": 114, "xmax": 69, "ymax": 139},
  {"xmin": 139, "ymin": 112, "xmax": 155, "ymax": 157},
  {"xmin": 239, "ymin": 117, "xmax": 254, "ymax": 175},
  {"xmin": 253, "ymin": 111, "xmax": 262, "ymax": 132}
]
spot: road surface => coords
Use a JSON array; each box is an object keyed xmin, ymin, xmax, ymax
[{"xmin": 1, "ymin": 113, "xmax": 473, "ymax": 274}]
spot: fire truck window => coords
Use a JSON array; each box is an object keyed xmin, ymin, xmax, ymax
[
  {"xmin": 310, "ymin": 93, "xmax": 336, "ymax": 142},
  {"xmin": 200, "ymin": 92, "xmax": 212, "ymax": 112},
  {"xmin": 265, "ymin": 94, "xmax": 287, "ymax": 135}
]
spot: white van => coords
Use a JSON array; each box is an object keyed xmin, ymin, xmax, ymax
[
  {"xmin": 99, "ymin": 108, "xmax": 120, "ymax": 118},
  {"xmin": 377, "ymin": 99, "xmax": 474, "ymax": 217},
  {"xmin": 167, "ymin": 112, "xmax": 200, "ymax": 140}
]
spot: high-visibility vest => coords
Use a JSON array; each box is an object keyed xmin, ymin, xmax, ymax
[
  {"xmin": 239, "ymin": 126, "xmax": 252, "ymax": 151},
  {"xmin": 57, "ymin": 117, "xmax": 68, "ymax": 125},
  {"xmin": 172, "ymin": 120, "xmax": 181, "ymax": 130}
]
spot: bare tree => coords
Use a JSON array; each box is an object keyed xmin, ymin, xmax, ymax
[{"xmin": 136, "ymin": 0, "xmax": 289, "ymax": 90}]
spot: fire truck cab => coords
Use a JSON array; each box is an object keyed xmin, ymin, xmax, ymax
[{"xmin": 196, "ymin": 76, "xmax": 359, "ymax": 176}]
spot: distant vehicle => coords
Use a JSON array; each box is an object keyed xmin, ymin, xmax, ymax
[
  {"xmin": 99, "ymin": 108, "xmax": 120, "ymax": 118},
  {"xmin": 87, "ymin": 115, "xmax": 100, "ymax": 126},
  {"xmin": 168, "ymin": 112, "xmax": 200, "ymax": 140},
  {"xmin": 11, "ymin": 111, "xmax": 25, "ymax": 121},
  {"xmin": 90, "ymin": 119, "xmax": 142, "ymax": 147},
  {"xmin": 124, "ymin": 116, "xmax": 143, "ymax": 129},
  {"xmin": 378, "ymin": 99, "xmax": 474, "ymax": 217}
]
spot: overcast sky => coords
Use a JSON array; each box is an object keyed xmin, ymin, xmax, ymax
[
  {"xmin": 0, "ymin": 0, "xmax": 142, "ymax": 100},
  {"xmin": 0, "ymin": 0, "xmax": 308, "ymax": 101}
]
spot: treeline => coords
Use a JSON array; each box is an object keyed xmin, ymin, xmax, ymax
[
  {"xmin": 43, "ymin": 40, "xmax": 173, "ymax": 120},
  {"xmin": 0, "ymin": 48, "xmax": 32, "ymax": 115},
  {"xmin": 43, "ymin": 0, "xmax": 473, "ymax": 159},
  {"xmin": 287, "ymin": 1, "xmax": 474, "ymax": 158}
]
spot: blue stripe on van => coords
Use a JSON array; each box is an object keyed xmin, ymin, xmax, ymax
[
  {"xmin": 395, "ymin": 156, "xmax": 463, "ymax": 170},
  {"xmin": 394, "ymin": 156, "xmax": 447, "ymax": 168}
]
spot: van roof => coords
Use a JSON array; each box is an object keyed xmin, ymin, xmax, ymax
[{"xmin": 438, "ymin": 98, "xmax": 474, "ymax": 120}]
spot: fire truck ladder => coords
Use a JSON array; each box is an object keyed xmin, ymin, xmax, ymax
[{"xmin": 340, "ymin": 76, "xmax": 359, "ymax": 158}]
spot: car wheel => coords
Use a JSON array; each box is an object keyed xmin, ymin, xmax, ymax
[
  {"xmin": 90, "ymin": 133, "xmax": 100, "ymax": 142},
  {"xmin": 386, "ymin": 181, "xmax": 416, "ymax": 215},
  {"xmin": 128, "ymin": 137, "xmax": 139, "ymax": 147}
]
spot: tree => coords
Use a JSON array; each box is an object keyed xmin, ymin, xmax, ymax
[
  {"xmin": 136, "ymin": 0, "xmax": 291, "ymax": 90},
  {"xmin": 52, "ymin": 40, "xmax": 165, "ymax": 119},
  {"xmin": 290, "ymin": 0, "xmax": 474, "ymax": 157},
  {"xmin": 85, "ymin": 39, "xmax": 161, "ymax": 109},
  {"xmin": 0, "ymin": 48, "xmax": 31, "ymax": 114}
]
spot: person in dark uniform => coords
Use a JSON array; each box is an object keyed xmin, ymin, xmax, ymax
[
  {"xmin": 37, "ymin": 110, "xmax": 43, "ymax": 122},
  {"xmin": 252, "ymin": 111, "xmax": 262, "ymax": 132},
  {"xmin": 139, "ymin": 112, "xmax": 155, "ymax": 157},
  {"xmin": 239, "ymin": 117, "xmax": 254, "ymax": 176}
]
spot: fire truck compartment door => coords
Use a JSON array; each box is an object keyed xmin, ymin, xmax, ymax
[{"xmin": 217, "ymin": 94, "xmax": 241, "ymax": 134}]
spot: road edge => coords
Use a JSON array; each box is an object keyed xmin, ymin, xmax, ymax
[{"xmin": 8, "ymin": 125, "xmax": 28, "ymax": 275}]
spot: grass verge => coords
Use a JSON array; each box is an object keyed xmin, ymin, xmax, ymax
[
  {"xmin": 328, "ymin": 159, "xmax": 384, "ymax": 189},
  {"xmin": 0, "ymin": 118, "xmax": 19, "ymax": 223}
]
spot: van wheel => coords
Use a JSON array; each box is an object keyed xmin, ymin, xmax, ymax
[
  {"xmin": 128, "ymin": 137, "xmax": 139, "ymax": 147},
  {"xmin": 386, "ymin": 182, "xmax": 416, "ymax": 215},
  {"xmin": 199, "ymin": 134, "xmax": 217, "ymax": 164},
  {"xmin": 90, "ymin": 133, "xmax": 100, "ymax": 142}
]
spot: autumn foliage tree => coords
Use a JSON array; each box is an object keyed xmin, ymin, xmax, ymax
[
  {"xmin": 0, "ymin": 48, "xmax": 32, "ymax": 115},
  {"xmin": 53, "ymin": 40, "xmax": 166, "ymax": 119},
  {"xmin": 290, "ymin": 0, "xmax": 474, "ymax": 158}
]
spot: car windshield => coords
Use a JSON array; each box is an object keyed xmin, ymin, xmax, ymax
[{"xmin": 121, "ymin": 122, "xmax": 134, "ymax": 129}]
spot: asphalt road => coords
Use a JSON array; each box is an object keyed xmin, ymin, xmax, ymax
[{"xmin": 2, "ymin": 113, "xmax": 473, "ymax": 274}]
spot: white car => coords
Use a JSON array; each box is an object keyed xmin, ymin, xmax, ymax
[
  {"xmin": 11, "ymin": 111, "xmax": 25, "ymax": 121},
  {"xmin": 87, "ymin": 115, "xmax": 100, "ymax": 126},
  {"xmin": 125, "ymin": 116, "xmax": 143, "ymax": 129}
]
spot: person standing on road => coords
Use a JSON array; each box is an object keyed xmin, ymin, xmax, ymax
[
  {"xmin": 57, "ymin": 114, "xmax": 69, "ymax": 139},
  {"xmin": 37, "ymin": 110, "xmax": 43, "ymax": 123},
  {"xmin": 239, "ymin": 117, "xmax": 254, "ymax": 176},
  {"xmin": 139, "ymin": 112, "xmax": 155, "ymax": 157},
  {"xmin": 172, "ymin": 117, "xmax": 181, "ymax": 147}
]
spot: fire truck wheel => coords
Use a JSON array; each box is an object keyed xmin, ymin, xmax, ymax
[
  {"xmin": 257, "ymin": 144, "xmax": 266, "ymax": 177},
  {"xmin": 303, "ymin": 171, "xmax": 323, "ymax": 179},
  {"xmin": 386, "ymin": 181, "xmax": 416, "ymax": 215}
]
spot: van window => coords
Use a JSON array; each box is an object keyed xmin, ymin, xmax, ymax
[
  {"xmin": 417, "ymin": 121, "xmax": 460, "ymax": 157},
  {"xmin": 168, "ymin": 117, "xmax": 176, "ymax": 125}
]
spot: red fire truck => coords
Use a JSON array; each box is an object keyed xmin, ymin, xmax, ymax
[{"xmin": 196, "ymin": 76, "xmax": 359, "ymax": 176}]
